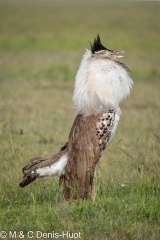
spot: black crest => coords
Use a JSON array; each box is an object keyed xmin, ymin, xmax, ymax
[{"xmin": 91, "ymin": 34, "xmax": 107, "ymax": 53}]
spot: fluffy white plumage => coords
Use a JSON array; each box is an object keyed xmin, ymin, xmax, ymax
[{"xmin": 73, "ymin": 49, "xmax": 133, "ymax": 116}]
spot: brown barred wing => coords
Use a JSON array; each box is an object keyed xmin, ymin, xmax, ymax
[{"xmin": 62, "ymin": 109, "xmax": 116, "ymax": 200}]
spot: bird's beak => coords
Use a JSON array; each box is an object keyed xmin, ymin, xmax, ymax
[{"xmin": 113, "ymin": 50, "xmax": 126, "ymax": 59}]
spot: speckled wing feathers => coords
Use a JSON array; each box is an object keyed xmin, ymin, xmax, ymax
[{"xmin": 96, "ymin": 108, "xmax": 115, "ymax": 151}]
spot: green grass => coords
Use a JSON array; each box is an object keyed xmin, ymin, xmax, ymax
[{"xmin": 0, "ymin": 1, "xmax": 160, "ymax": 239}]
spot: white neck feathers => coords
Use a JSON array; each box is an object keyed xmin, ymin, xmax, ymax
[{"xmin": 73, "ymin": 50, "xmax": 133, "ymax": 116}]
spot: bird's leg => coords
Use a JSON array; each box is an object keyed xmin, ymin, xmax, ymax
[
  {"xmin": 91, "ymin": 179, "xmax": 96, "ymax": 201},
  {"xmin": 91, "ymin": 167, "xmax": 97, "ymax": 201}
]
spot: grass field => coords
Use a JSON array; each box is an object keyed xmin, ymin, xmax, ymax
[{"xmin": 0, "ymin": 1, "xmax": 160, "ymax": 239}]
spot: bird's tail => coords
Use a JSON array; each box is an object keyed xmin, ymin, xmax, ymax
[
  {"xmin": 20, "ymin": 171, "xmax": 38, "ymax": 188},
  {"xmin": 19, "ymin": 143, "xmax": 68, "ymax": 188}
]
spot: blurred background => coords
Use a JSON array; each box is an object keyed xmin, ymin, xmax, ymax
[
  {"xmin": 0, "ymin": 1, "xmax": 160, "ymax": 239},
  {"xmin": 0, "ymin": 0, "xmax": 159, "ymax": 148}
]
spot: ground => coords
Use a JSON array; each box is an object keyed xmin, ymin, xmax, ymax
[{"xmin": 0, "ymin": 1, "xmax": 160, "ymax": 239}]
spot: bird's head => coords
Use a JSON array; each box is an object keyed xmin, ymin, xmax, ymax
[{"xmin": 90, "ymin": 34, "xmax": 125, "ymax": 61}]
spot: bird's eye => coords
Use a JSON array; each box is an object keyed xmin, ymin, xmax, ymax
[{"xmin": 100, "ymin": 51, "xmax": 104, "ymax": 55}]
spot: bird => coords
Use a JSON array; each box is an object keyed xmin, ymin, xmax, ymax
[{"xmin": 20, "ymin": 34, "xmax": 133, "ymax": 201}]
